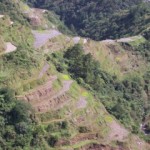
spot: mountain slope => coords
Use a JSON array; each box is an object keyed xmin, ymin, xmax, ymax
[
  {"xmin": 0, "ymin": 0, "xmax": 150, "ymax": 150},
  {"xmin": 26, "ymin": 0, "xmax": 150, "ymax": 40}
]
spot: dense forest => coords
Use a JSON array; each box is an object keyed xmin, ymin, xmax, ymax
[
  {"xmin": 27, "ymin": 0, "xmax": 150, "ymax": 40},
  {"xmin": 0, "ymin": 88, "xmax": 34, "ymax": 149}
]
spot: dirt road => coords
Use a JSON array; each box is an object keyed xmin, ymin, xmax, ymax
[{"xmin": 32, "ymin": 29, "xmax": 61, "ymax": 48}]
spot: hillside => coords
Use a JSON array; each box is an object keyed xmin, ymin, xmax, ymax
[
  {"xmin": 0, "ymin": 0, "xmax": 150, "ymax": 150},
  {"xmin": 26, "ymin": 0, "xmax": 150, "ymax": 40}
]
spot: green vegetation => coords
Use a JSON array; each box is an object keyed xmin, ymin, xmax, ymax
[
  {"xmin": 120, "ymin": 36, "xmax": 150, "ymax": 62},
  {"xmin": 0, "ymin": 0, "xmax": 29, "ymax": 25},
  {"xmin": 0, "ymin": 0, "xmax": 150, "ymax": 149},
  {"xmin": 0, "ymin": 36, "xmax": 5, "ymax": 52},
  {"xmin": 0, "ymin": 13, "xmax": 41, "ymax": 88},
  {"xmin": 45, "ymin": 11, "xmax": 73, "ymax": 35},
  {"xmin": 49, "ymin": 44, "xmax": 150, "ymax": 141},
  {"xmin": 0, "ymin": 88, "xmax": 71, "ymax": 149},
  {"xmin": 0, "ymin": 88, "xmax": 35, "ymax": 149},
  {"xmin": 27, "ymin": 0, "xmax": 150, "ymax": 40},
  {"xmin": 132, "ymin": 41, "xmax": 150, "ymax": 62}
]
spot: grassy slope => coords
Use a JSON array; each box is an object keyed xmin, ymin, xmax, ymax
[
  {"xmin": 14, "ymin": 32, "xmax": 150, "ymax": 149},
  {"xmin": 0, "ymin": 15, "xmax": 43, "ymax": 90},
  {"xmin": 17, "ymin": 58, "xmax": 150, "ymax": 150},
  {"xmin": 38, "ymin": 32, "xmax": 149, "ymax": 79},
  {"xmin": 18, "ymin": 59, "xmax": 149, "ymax": 149},
  {"xmin": 23, "ymin": 31, "xmax": 150, "ymax": 150},
  {"xmin": 0, "ymin": 1, "xmax": 150, "ymax": 149}
]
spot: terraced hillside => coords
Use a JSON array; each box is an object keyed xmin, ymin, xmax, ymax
[
  {"xmin": 0, "ymin": 1, "xmax": 150, "ymax": 150},
  {"xmin": 16, "ymin": 17, "xmax": 150, "ymax": 150},
  {"xmin": 15, "ymin": 41, "xmax": 149, "ymax": 149},
  {"xmin": 17, "ymin": 64, "xmax": 150, "ymax": 150}
]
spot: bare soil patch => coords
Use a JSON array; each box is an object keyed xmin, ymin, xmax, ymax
[
  {"xmin": 5, "ymin": 42, "xmax": 17, "ymax": 53},
  {"xmin": 108, "ymin": 121, "xmax": 129, "ymax": 142},
  {"xmin": 73, "ymin": 37, "xmax": 80, "ymax": 44},
  {"xmin": 32, "ymin": 30, "xmax": 61, "ymax": 48},
  {"xmin": 38, "ymin": 63, "xmax": 50, "ymax": 78},
  {"xmin": 77, "ymin": 97, "xmax": 87, "ymax": 109}
]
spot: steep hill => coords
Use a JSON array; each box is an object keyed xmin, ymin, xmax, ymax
[{"xmin": 0, "ymin": 0, "xmax": 150, "ymax": 150}]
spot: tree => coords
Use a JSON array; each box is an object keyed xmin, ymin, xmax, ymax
[{"xmin": 11, "ymin": 101, "xmax": 32, "ymax": 123}]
